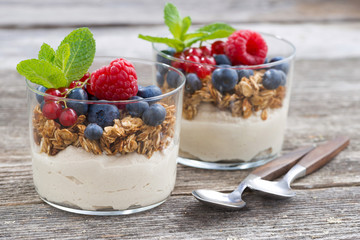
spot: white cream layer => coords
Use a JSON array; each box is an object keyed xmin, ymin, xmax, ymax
[
  {"xmin": 32, "ymin": 143, "xmax": 178, "ymax": 211},
  {"xmin": 180, "ymin": 104, "xmax": 288, "ymax": 162}
]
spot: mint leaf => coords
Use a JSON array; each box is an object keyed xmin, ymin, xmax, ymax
[
  {"xmin": 59, "ymin": 27, "xmax": 95, "ymax": 83},
  {"xmin": 138, "ymin": 34, "xmax": 184, "ymax": 51},
  {"xmin": 164, "ymin": 3, "xmax": 182, "ymax": 40},
  {"xmin": 17, "ymin": 59, "xmax": 67, "ymax": 88},
  {"xmin": 180, "ymin": 16, "xmax": 191, "ymax": 40},
  {"xmin": 198, "ymin": 29, "xmax": 234, "ymax": 41},
  {"xmin": 38, "ymin": 43, "xmax": 55, "ymax": 63},
  {"xmin": 54, "ymin": 43, "xmax": 70, "ymax": 71},
  {"xmin": 196, "ymin": 23, "xmax": 235, "ymax": 33}
]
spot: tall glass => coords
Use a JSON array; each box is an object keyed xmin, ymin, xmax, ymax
[
  {"xmin": 26, "ymin": 57, "xmax": 185, "ymax": 215},
  {"xmin": 153, "ymin": 33, "xmax": 296, "ymax": 170}
]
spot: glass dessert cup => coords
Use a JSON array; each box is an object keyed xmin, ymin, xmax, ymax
[
  {"xmin": 153, "ymin": 33, "xmax": 296, "ymax": 170},
  {"xmin": 27, "ymin": 57, "xmax": 185, "ymax": 215}
]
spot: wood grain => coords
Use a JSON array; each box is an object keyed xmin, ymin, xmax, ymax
[
  {"xmin": 1, "ymin": 0, "xmax": 360, "ymax": 29},
  {"xmin": 0, "ymin": 186, "xmax": 359, "ymax": 239}
]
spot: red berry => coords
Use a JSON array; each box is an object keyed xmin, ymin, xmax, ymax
[
  {"xmin": 59, "ymin": 108, "xmax": 78, "ymax": 126},
  {"xmin": 200, "ymin": 46, "xmax": 211, "ymax": 56},
  {"xmin": 225, "ymin": 30, "xmax": 268, "ymax": 65},
  {"xmin": 42, "ymin": 101, "xmax": 63, "ymax": 120},
  {"xmin": 184, "ymin": 48, "xmax": 202, "ymax": 57},
  {"xmin": 79, "ymin": 72, "xmax": 90, "ymax": 82},
  {"xmin": 200, "ymin": 56, "xmax": 216, "ymax": 65},
  {"xmin": 195, "ymin": 65, "xmax": 211, "ymax": 79},
  {"xmin": 185, "ymin": 55, "xmax": 200, "ymax": 73},
  {"xmin": 69, "ymin": 80, "xmax": 84, "ymax": 89},
  {"xmin": 44, "ymin": 88, "xmax": 62, "ymax": 101},
  {"xmin": 171, "ymin": 52, "xmax": 185, "ymax": 69},
  {"xmin": 58, "ymin": 87, "xmax": 69, "ymax": 95},
  {"xmin": 90, "ymin": 58, "xmax": 138, "ymax": 101},
  {"xmin": 211, "ymin": 41, "xmax": 226, "ymax": 55}
]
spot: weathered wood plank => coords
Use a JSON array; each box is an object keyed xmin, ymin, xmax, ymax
[
  {"xmin": 1, "ymin": 23, "xmax": 360, "ymax": 71},
  {"xmin": 1, "ymin": 0, "xmax": 360, "ymax": 28},
  {"xmin": 0, "ymin": 186, "xmax": 359, "ymax": 239}
]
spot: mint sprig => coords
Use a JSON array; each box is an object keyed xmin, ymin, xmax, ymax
[
  {"xmin": 16, "ymin": 27, "xmax": 96, "ymax": 88},
  {"xmin": 138, "ymin": 3, "xmax": 235, "ymax": 52}
]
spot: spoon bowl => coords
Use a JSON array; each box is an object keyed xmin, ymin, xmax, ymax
[{"xmin": 192, "ymin": 189, "xmax": 246, "ymax": 209}]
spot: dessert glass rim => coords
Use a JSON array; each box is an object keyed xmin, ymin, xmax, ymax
[
  {"xmin": 152, "ymin": 31, "xmax": 296, "ymax": 69},
  {"xmin": 26, "ymin": 56, "xmax": 186, "ymax": 104}
]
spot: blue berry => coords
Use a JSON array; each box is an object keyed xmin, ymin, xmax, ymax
[
  {"xmin": 36, "ymin": 86, "xmax": 47, "ymax": 103},
  {"xmin": 211, "ymin": 68, "xmax": 238, "ymax": 93},
  {"xmin": 262, "ymin": 69, "xmax": 284, "ymax": 90},
  {"xmin": 185, "ymin": 73, "xmax": 202, "ymax": 94},
  {"xmin": 214, "ymin": 54, "xmax": 232, "ymax": 65},
  {"xmin": 137, "ymin": 85, "xmax": 162, "ymax": 98},
  {"xmin": 88, "ymin": 103, "xmax": 120, "ymax": 128},
  {"xmin": 142, "ymin": 104, "xmax": 166, "ymax": 126},
  {"xmin": 84, "ymin": 123, "xmax": 103, "ymax": 140},
  {"xmin": 270, "ymin": 56, "xmax": 289, "ymax": 74},
  {"xmin": 263, "ymin": 57, "xmax": 269, "ymax": 64},
  {"xmin": 279, "ymin": 71, "xmax": 287, "ymax": 86},
  {"xmin": 237, "ymin": 69, "xmax": 254, "ymax": 81},
  {"xmin": 156, "ymin": 48, "xmax": 176, "ymax": 66},
  {"xmin": 66, "ymin": 88, "xmax": 89, "ymax": 115},
  {"xmin": 156, "ymin": 71, "xmax": 165, "ymax": 86},
  {"xmin": 126, "ymin": 96, "xmax": 149, "ymax": 118},
  {"xmin": 167, "ymin": 70, "xmax": 182, "ymax": 88}
]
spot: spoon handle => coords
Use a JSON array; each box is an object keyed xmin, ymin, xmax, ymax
[
  {"xmin": 251, "ymin": 145, "xmax": 315, "ymax": 180},
  {"xmin": 297, "ymin": 136, "xmax": 350, "ymax": 175}
]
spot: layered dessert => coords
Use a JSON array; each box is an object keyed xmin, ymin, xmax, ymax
[
  {"xmin": 140, "ymin": 3, "xmax": 294, "ymax": 165},
  {"xmin": 18, "ymin": 28, "xmax": 183, "ymax": 213}
]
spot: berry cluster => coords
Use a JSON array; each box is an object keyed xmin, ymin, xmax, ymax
[
  {"xmin": 157, "ymin": 30, "xmax": 290, "ymax": 95},
  {"xmin": 36, "ymin": 58, "xmax": 167, "ymax": 141}
]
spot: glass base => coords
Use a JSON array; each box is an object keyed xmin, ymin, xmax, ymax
[
  {"xmin": 177, "ymin": 155, "xmax": 276, "ymax": 170},
  {"xmin": 40, "ymin": 197, "xmax": 167, "ymax": 216}
]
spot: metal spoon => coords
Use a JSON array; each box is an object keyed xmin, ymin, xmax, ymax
[
  {"xmin": 247, "ymin": 136, "xmax": 350, "ymax": 198},
  {"xmin": 192, "ymin": 145, "xmax": 314, "ymax": 209}
]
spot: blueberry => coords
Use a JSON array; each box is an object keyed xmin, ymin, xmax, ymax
[
  {"xmin": 126, "ymin": 96, "xmax": 149, "ymax": 118},
  {"xmin": 40, "ymin": 100, "xmax": 46, "ymax": 111},
  {"xmin": 211, "ymin": 68, "xmax": 238, "ymax": 93},
  {"xmin": 142, "ymin": 104, "xmax": 166, "ymax": 126},
  {"xmin": 84, "ymin": 123, "xmax": 103, "ymax": 140},
  {"xmin": 237, "ymin": 69, "xmax": 254, "ymax": 81},
  {"xmin": 279, "ymin": 70, "xmax": 287, "ymax": 86},
  {"xmin": 185, "ymin": 73, "xmax": 202, "ymax": 94},
  {"xmin": 36, "ymin": 86, "xmax": 47, "ymax": 103},
  {"xmin": 214, "ymin": 54, "xmax": 232, "ymax": 65},
  {"xmin": 156, "ymin": 70, "xmax": 165, "ymax": 86},
  {"xmin": 156, "ymin": 48, "xmax": 176, "ymax": 66},
  {"xmin": 167, "ymin": 70, "xmax": 182, "ymax": 88},
  {"xmin": 270, "ymin": 56, "xmax": 289, "ymax": 74},
  {"xmin": 263, "ymin": 57, "xmax": 269, "ymax": 64},
  {"xmin": 137, "ymin": 85, "xmax": 162, "ymax": 99},
  {"xmin": 67, "ymin": 88, "xmax": 89, "ymax": 115},
  {"xmin": 262, "ymin": 69, "xmax": 284, "ymax": 90},
  {"xmin": 88, "ymin": 104, "xmax": 120, "ymax": 128}
]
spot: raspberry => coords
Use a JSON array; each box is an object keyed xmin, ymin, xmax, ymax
[
  {"xmin": 225, "ymin": 30, "xmax": 268, "ymax": 65},
  {"xmin": 89, "ymin": 58, "xmax": 138, "ymax": 100},
  {"xmin": 211, "ymin": 41, "xmax": 226, "ymax": 55}
]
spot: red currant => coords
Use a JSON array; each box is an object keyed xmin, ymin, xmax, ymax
[
  {"xmin": 195, "ymin": 65, "xmax": 211, "ymax": 79},
  {"xmin": 200, "ymin": 46, "xmax": 211, "ymax": 56},
  {"xmin": 58, "ymin": 87, "xmax": 69, "ymax": 95},
  {"xmin": 59, "ymin": 108, "xmax": 78, "ymax": 126},
  {"xmin": 211, "ymin": 41, "xmax": 226, "ymax": 55},
  {"xmin": 184, "ymin": 48, "xmax": 202, "ymax": 57},
  {"xmin": 185, "ymin": 55, "xmax": 200, "ymax": 73},
  {"xmin": 171, "ymin": 52, "xmax": 185, "ymax": 70},
  {"xmin": 69, "ymin": 80, "xmax": 84, "ymax": 89},
  {"xmin": 79, "ymin": 72, "xmax": 90, "ymax": 82},
  {"xmin": 44, "ymin": 88, "xmax": 62, "ymax": 101},
  {"xmin": 200, "ymin": 56, "xmax": 216, "ymax": 65},
  {"xmin": 42, "ymin": 101, "xmax": 63, "ymax": 120}
]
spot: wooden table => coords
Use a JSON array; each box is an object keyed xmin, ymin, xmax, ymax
[{"xmin": 1, "ymin": 1, "xmax": 359, "ymax": 239}]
